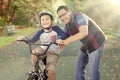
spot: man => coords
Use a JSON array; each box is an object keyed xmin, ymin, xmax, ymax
[{"xmin": 56, "ymin": 5, "xmax": 107, "ymax": 80}]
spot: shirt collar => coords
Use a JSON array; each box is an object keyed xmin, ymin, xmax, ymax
[{"xmin": 68, "ymin": 13, "xmax": 75, "ymax": 24}]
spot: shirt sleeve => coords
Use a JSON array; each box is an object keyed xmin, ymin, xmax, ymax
[
  {"xmin": 28, "ymin": 29, "xmax": 43, "ymax": 43},
  {"xmin": 63, "ymin": 27, "xmax": 70, "ymax": 37},
  {"xmin": 76, "ymin": 13, "xmax": 88, "ymax": 27},
  {"xmin": 53, "ymin": 26, "xmax": 67, "ymax": 40}
]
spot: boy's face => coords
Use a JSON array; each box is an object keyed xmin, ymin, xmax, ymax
[
  {"xmin": 57, "ymin": 9, "xmax": 71, "ymax": 24},
  {"xmin": 40, "ymin": 15, "xmax": 52, "ymax": 29}
]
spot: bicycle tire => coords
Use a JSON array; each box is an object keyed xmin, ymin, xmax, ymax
[
  {"xmin": 42, "ymin": 75, "xmax": 48, "ymax": 80},
  {"xmin": 27, "ymin": 75, "xmax": 38, "ymax": 80}
]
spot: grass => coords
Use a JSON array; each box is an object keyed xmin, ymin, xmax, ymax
[
  {"xmin": 0, "ymin": 27, "xmax": 38, "ymax": 48},
  {"xmin": 0, "ymin": 36, "xmax": 16, "ymax": 48},
  {"xmin": 104, "ymin": 28, "xmax": 117, "ymax": 38}
]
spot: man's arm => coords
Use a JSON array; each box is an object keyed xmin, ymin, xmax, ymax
[{"xmin": 63, "ymin": 25, "xmax": 88, "ymax": 45}]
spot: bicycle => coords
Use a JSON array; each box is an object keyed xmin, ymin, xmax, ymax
[{"xmin": 17, "ymin": 39, "xmax": 57, "ymax": 80}]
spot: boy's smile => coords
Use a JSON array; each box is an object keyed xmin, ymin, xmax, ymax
[{"xmin": 40, "ymin": 15, "xmax": 52, "ymax": 29}]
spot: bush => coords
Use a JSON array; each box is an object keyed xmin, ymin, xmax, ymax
[{"xmin": 0, "ymin": 18, "xmax": 7, "ymax": 26}]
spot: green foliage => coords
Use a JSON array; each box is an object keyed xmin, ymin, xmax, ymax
[
  {"xmin": 0, "ymin": 0, "xmax": 17, "ymax": 25},
  {"xmin": 1, "ymin": 0, "xmax": 119, "ymax": 32},
  {"xmin": 0, "ymin": 18, "xmax": 7, "ymax": 26},
  {"xmin": 63, "ymin": 0, "xmax": 120, "ymax": 32},
  {"xmin": 13, "ymin": 0, "xmax": 53, "ymax": 26}
]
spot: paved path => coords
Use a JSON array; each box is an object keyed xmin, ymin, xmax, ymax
[
  {"xmin": 0, "ymin": 37, "xmax": 120, "ymax": 80},
  {"xmin": 0, "ymin": 38, "xmax": 79, "ymax": 80},
  {"xmin": 0, "ymin": 41, "xmax": 31, "ymax": 80}
]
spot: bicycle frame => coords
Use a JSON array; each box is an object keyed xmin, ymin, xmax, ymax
[
  {"xmin": 27, "ymin": 42, "xmax": 57, "ymax": 80},
  {"xmin": 28, "ymin": 42, "xmax": 54, "ymax": 56}
]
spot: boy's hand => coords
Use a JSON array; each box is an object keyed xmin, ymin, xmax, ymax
[{"xmin": 17, "ymin": 36, "xmax": 27, "ymax": 41}]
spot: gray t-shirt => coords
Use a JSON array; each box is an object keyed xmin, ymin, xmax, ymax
[
  {"xmin": 28, "ymin": 26, "xmax": 67, "ymax": 55},
  {"xmin": 40, "ymin": 30, "xmax": 61, "ymax": 54}
]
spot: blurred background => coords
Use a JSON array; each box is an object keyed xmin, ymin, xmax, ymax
[
  {"xmin": 0, "ymin": 0, "xmax": 120, "ymax": 80},
  {"xmin": 0, "ymin": 0, "xmax": 120, "ymax": 35}
]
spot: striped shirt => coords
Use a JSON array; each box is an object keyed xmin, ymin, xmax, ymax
[
  {"xmin": 28, "ymin": 26, "xmax": 66, "ymax": 54},
  {"xmin": 64, "ymin": 12, "xmax": 107, "ymax": 53}
]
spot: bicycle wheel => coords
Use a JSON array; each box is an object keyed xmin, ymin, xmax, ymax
[
  {"xmin": 41, "ymin": 75, "xmax": 47, "ymax": 80},
  {"xmin": 27, "ymin": 74, "xmax": 38, "ymax": 80}
]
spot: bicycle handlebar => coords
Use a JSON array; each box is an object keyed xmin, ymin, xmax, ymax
[
  {"xmin": 17, "ymin": 39, "xmax": 57, "ymax": 45},
  {"xmin": 17, "ymin": 39, "xmax": 58, "ymax": 56}
]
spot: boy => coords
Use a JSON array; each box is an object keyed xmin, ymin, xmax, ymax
[{"xmin": 17, "ymin": 11, "xmax": 66, "ymax": 80}]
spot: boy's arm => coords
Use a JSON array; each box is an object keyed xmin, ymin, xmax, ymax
[
  {"xmin": 53, "ymin": 26, "xmax": 66, "ymax": 49},
  {"xmin": 53, "ymin": 26, "xmax": 67, "ymax": 40},
  {"xmin": 28, "ymin": 29, "xmax": 43, "ymax": 43}
]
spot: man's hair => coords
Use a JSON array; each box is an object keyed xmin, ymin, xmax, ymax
[
  {"xmin": 39, "ymin": 10, "xmax": 53, "ymax": 21},
  {"xmin": 57, "ymin": 5, "xmax": 69, "ymax": 13}
]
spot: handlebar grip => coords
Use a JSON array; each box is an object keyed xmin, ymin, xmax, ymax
[
  {"xmin": 52, "ymin": 42, "xmax": 58, "ymax": 45},
  {"xmin": 17, "ymin": 39, "xmax": 28, "ymax": 43}
]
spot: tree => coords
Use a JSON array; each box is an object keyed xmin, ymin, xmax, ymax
[
  {"xmin": 0, "ymin": 0, "xmax": 17, "ymax": 25},
  {"xmin": 63, "ymin": 0, "xmax": 120, "ymax": 33},
  {"xmin": 13, "ymin": 0, "xmax": 53, "ymax": 26},
  {"xmin": 0, "ymin": 0, "xmax": 17, "ymax": 35}
]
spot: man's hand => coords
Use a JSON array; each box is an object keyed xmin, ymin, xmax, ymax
[
  {"xmin": 62, "ymin": 40, "xmax": 70, "ymax": 46},
  {"xmin": 56, "ymin": 39, "xmax": 69, "ymax": 46},
  {"xmin": 56, "ymin": 39, "xmax": 65, "ymax": 49},
  {"xmin": 56, "ymin": 39, "xmax": 64, "ymax": 44}
]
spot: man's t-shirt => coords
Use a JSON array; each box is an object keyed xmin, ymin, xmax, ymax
[{"xmin": 64, "ymin": 12, "xmax": 106, "ymax": 53}]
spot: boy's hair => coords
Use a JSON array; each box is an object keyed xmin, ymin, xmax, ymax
[
  {"xmin": 39, "ymin": 11, "xmax": 53, "ymax": 21},
  {"xmin": 57, "ymin": 5, "xmax": 69, "ymax": 13}
]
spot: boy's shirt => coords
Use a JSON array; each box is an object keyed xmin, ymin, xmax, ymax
[{"xmin": 28, "ymin": 26, "xmax": 67, "ymax": 54}]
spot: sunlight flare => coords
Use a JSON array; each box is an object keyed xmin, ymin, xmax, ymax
[{"xmin": 109, "ymin": 0, "xmax": 120, "ymax": 8}]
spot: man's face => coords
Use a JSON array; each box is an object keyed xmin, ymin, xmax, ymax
[{"xmin": 57, "ymin": 9, "xmax": 71, "ymax": 24}]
